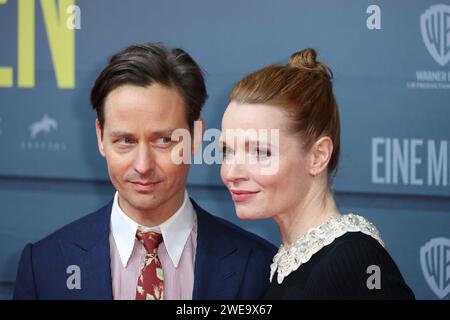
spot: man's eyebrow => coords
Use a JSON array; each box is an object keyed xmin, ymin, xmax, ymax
[
  {"xmin": 108, "ymin": 129, "xmax": 177, "ymax": 137},
  {"xmin": 153, "ymin": 129, "xmax": 177, "ymax": 136},
  {"xmin": 109, "ymin": 131, "xmax": 132, "ymax": 137}
]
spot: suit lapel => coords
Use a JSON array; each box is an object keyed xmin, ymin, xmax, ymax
[
  {"xmin": 60, "ymin": 202, "xmax": 113, "ymax": 299},
  {"xmin": 56, "ymin": 199, "xmax": 250, "ymax": 299},
  {"xmin": 192, "ymin": 201, "xmax": 247, "ymax": 299}
]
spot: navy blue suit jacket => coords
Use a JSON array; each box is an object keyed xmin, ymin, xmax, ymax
[{"xmin": 13, "ymin": 199, "xmax": 277, "ymax": 300}]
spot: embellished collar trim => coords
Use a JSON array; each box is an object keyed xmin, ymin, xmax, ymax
[{"xmin": 270, "ymin": 214, "xmax": 385, "ymax": 284}]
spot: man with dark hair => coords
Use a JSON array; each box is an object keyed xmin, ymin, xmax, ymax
[{"xmin": 13, "ymin": 43, "xmax": 276, "ymax": 300}]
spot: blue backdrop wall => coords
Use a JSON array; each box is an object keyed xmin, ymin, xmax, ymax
[{"xmin": 1, "ymin": 0, "xmax": 449, "ymax": 299}]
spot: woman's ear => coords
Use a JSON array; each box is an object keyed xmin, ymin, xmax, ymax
[{"xmin": 310, "ymin": 136, "xmax": 333, "ymax": 176}]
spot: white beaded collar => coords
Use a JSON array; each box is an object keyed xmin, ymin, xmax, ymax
[{"xmin": 270, "ymin": 214, "xmax": 385, "ymax": 284}]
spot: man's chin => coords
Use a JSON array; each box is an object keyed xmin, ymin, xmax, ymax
[
  {"xmin": 120, "ymin": 193, "xmax": 162, "ymax": 210},
  {"xmin": 132, "ymin": 199, "xmax": 163, "ymax": 212}
]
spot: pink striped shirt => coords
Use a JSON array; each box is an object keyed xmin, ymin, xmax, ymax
[{"xmin": 109, "ymin": 191, "xmax": 197, "ymax": 300}]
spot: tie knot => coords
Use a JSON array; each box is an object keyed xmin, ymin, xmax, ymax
[{"xmin": 136, "ymin": 231, "xmax": 163, "ymax": 253}]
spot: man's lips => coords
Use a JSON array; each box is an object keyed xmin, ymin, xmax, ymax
[
  {"xmin": 230, "ymin": 189, "xmax": 260, "ymax": 202},
  {"xmin": 129, "ymin": 180, "xmax": 161, "ymax": 192}
]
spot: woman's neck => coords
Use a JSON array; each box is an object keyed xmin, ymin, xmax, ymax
[{"xmin": 274, "ymin": 185, "xmax": 341, "ymax": 246}]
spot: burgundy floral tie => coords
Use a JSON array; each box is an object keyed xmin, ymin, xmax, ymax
[{"xmin": 135, "ymin": 231, "xmax": 164, "ymax": 300}]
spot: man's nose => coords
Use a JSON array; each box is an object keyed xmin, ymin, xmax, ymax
[{"xmin": 134, "ymin": 144, "xmax": 156, "ymax": 175}]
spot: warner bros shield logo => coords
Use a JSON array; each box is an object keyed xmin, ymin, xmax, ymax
[
  {"xmin": 420, "ymin": 4, "xmax": 450, "ymax": 66},
  {"xmin": 420, "ymin": 237, "xmax": 450, "ymax": 299}
]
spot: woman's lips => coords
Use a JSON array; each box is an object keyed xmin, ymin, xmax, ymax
[{"xmin": 230, "ymin": 189, "xmax": 260, "ymax": 202}]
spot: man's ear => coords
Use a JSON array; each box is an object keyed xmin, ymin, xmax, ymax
[
  {"xmin": 95, "ymin": 119, "xmax": 106, "ymax": 157},
  {"xmin": 310, "ymin": 136, "xmax": 333, "ymax": 176},
  {"xmin": 192, "ymin": 117, "xmax": 204, "ymax": 156}
]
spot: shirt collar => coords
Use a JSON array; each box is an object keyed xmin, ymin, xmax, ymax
[{"xmin": 110, "ymin": 190, "xmax": 195, "ymax": 268}]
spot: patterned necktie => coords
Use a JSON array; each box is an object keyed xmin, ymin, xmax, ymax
[{"xmin": 135, "ymin": 231, "xmax": 164, "ymax": 300}]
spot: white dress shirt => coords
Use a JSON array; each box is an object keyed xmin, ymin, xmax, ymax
[{"xmin": 109, "ymin": 190, "xmax": 197, "ymax": 300}]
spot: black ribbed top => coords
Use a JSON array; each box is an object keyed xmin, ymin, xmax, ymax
[{"xmin": 264, "ymin": 232, "xmax": 415, "ymax": 300}]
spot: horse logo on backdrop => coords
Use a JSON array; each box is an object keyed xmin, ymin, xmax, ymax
[
  {"xmin": 420, "ymin": 4, "xmax": 450, "ymax": 66},
  {"xmin": 29, "ymin": 114, "xmax": 58, "ymax": 139},
  {"xmin": 420, "ymin": 237, "xmax": 450, "ymax": 299}
]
